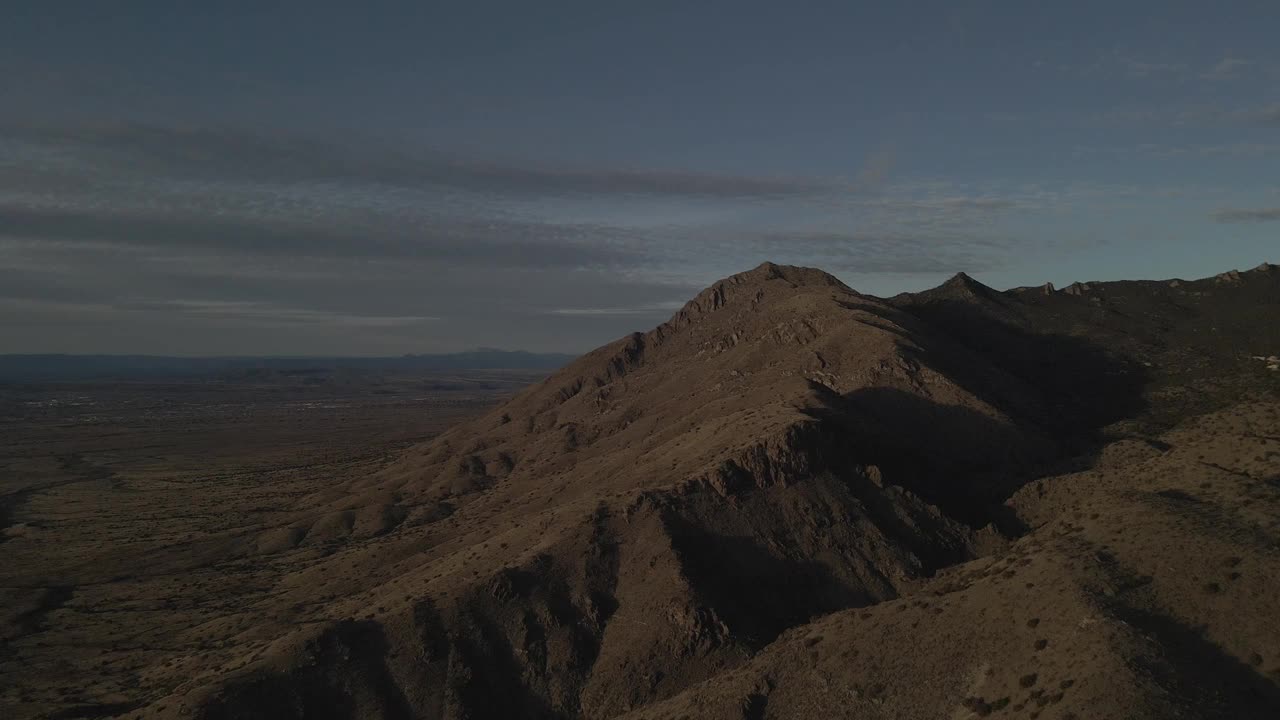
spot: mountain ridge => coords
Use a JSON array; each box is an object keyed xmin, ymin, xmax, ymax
[{"xmin": 73, "ymin": 260, "xmax": 1280, "ymax": 720}]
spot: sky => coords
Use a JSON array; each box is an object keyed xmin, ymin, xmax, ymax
[{"xmin": 1, "ymin": 1, "xmax": 1278, "ymax": 355}]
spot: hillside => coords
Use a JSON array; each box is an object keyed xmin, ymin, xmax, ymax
[
  {"xmin": 5, "ymin": 262, "xmax": 1278, "ymax": 720},
  {"xmin": 624, "ymin": 399, "xmax": 1280, "ymax": 719},
  {"xmin": 197, "ymin": 262, "xmax": 1040, "ymax": 718}
]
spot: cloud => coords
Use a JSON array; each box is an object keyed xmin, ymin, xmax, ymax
[
  {"xmin": 1236, "ymin": 104, "xmax": 1280, "ymax": 127},
  {"xmin": 878, "ymin": 197, "xmax": 1016, "ymax": 212},
  {"xmin": 1073, "ymin": 51, "xmax": 1188, "ymax": 80},
  {"xmin": 0, "ymin": 122, "xmax": 831, "ymax": 200},
  {"xmin": 1071, "ymin": 142, "xmax": 1280, "ymax": 159},
  {"xmin": 0, "ymin": 120, "xmax": 1089, "ymax": 354},
  {"xmin": 1080, "ymin": 102, "xmax": 1280, "ymax": 129},
  {"xmin": 1200, "ymin": 57, "xmax": 1254, "ymax": 81},
  {"xmin": 1078, "ymin": 51, "xmax": 1267, "ymax": 85},
  {"xmin": 1, "ymin": 295, "xmax": 439, "ymax": 331},
  {"xmin": 853, "ymin": 145, "xmax": 896, "ymax": 190},
  {"xmin": 0, "ymin": 203, "xmax": 645, "ymax": 270},
  {"xmin": 1122, "ymin": 59, "xmax": 1187, "ymax": 79},
  {"xmin": 124, "ymin": 299, "xmax": 440, "ymax": 328},
  {"xmin": 720, "ymin": 230, "xmax": 1018, "ymax": 275},
  {"xmin": 1211, "ymin": 207, "xmax": 1280, "ymax": 223},
  {"xmin": 544, "ymin": 301, "xmax": 686, "ymax": 316}
]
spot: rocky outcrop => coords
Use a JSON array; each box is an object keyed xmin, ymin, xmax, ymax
[{"xmin": 156, "ymin": 260, "xmax": 1280, "ymax": 720}]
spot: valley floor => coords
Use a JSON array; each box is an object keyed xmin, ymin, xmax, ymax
[{"xmin": 0, "ymin": 374, "xmax": 540, "ymax": 719}]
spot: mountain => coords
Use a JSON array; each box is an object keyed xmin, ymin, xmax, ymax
[
  {"xmin": 82, "ymin": 262, "xmax": 1280, "ymax": 719},
  {"xmin": 892, "ymin": 261, "xmax": 1280, "ymax": 431},
  {"xmin": 0, "ymin": 350, "xmax": 576, "ymax": 382},
  {"xmin": 625, "ymin": 398, "xmax": 1280, "ymax": 720}
]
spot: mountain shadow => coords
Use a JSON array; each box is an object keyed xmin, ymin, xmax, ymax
[
  {"xmin": 893, "ymin": 297, "xmax": 1150, "ymax": 436},
  {"xmin": 875, "ymin": 296, "xmax": 1152, "ymax": 518}
]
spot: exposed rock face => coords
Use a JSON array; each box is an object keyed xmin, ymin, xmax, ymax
[
  {"xmin": 179, "ymin": 264, "xmax": 1052, "ymax": 719},
  {"xmin": 142, "ymin": 260, "xmax": 1280, "ymax": 720},
  {"xmin": 620, "ymin": 401, "xmax": 1280, "ymax": 720}
]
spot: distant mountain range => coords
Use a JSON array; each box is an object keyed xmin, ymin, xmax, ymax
[{"xmin": 0, "ymin": 348, "xmax": 576, "ymax": 382}]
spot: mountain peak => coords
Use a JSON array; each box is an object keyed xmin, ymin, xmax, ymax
[
  {"xmin": 910, "ymin": 271, "xmax": 1001, "ymax": 303},
  {"xmin": 887, "ymin": 270, "xmax": 1015, "ymax": 322},
  {"xmin": 751, "ymin": 260, "xmax": 784, "ymax": 277},
  {"xmin": 941, "ymin": 271, "xmax": 986, "ymax": 290},
  {"xmin": 733, "ymin": 261, "xmax": 849, "ymax": 289},
  {"xmin": 131, "ymin": 259, "xmax": 1280, "ymax": 720},
  {"xmin": 658, "ymin": 262, "xmax": 855, "ymax": 333}
]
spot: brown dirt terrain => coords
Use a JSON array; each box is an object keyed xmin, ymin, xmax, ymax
[
  {"xmin": 3, "ymin": 262, "xmax": 1278, "ymax": 719},
  {"xmin": 0, "ymin": 372, "xmax": 545, "ymax": 719},
  {"xmin": 623, "ymin": 401, "xmax": 1280, "ymax": 720}
]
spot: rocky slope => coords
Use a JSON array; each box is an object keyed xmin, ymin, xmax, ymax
[
  {"xmin": 127, "ymin": 261, "xmax": 1279, "ymax": 719},
  {"xmin": 622, "ymin": 400, "xmax": 1280, "ymax": 720}
]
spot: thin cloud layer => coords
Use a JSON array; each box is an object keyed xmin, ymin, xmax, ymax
[
  {"xmin": 1212, "ymin": 207, "xmax": 1280, "ymax": 223},
  {"xmin": 0, "ymin": 204, "xmax": 644, "ymax": 270},
  {"xmin": 1, "ymin": 123, "xmax": 832, "ymax": 200},
  {"xmin": 3, "ymin": 114, "xmax": 1275, "ymax": 353},
  {"xmin": 2, "ymin": 4, "xmax": 1278, "ymax": 355}
]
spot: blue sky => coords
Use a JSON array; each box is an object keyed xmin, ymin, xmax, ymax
[{"xmin": 1, "ymin": 1, "xmax": 1277, "ymax": 354}]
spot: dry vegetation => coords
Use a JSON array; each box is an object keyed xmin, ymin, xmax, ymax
[
  {"xmin": 0, "ymin": 372, "xmax": 543, "ymax": 718},
  {"xmin": 2, "ymin": 262, "xmax": 1278, "ymax": 720}
]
